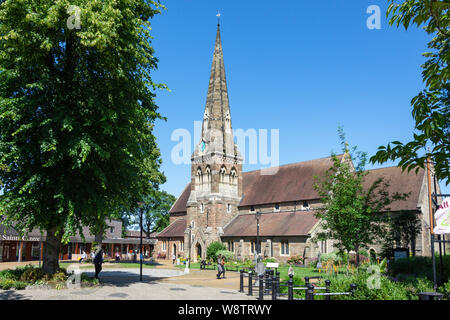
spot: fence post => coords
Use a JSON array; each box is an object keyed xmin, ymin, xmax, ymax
[
  {"xmin": 288, "ymin": 274, "xmax": 294, "ymax": 300},
  {"xmin": 271, "ymin": 272, "xmax": 277, "ymax": 300},
  {"xmin": 306, "ymin": 284, "xmax": 314, "ymax": 300},
  {"xmin": 258, "ymin": 274, "xmax": 264, "ymax": 300},
  {"xmin": 248, "ymin": 271, "xmax": 253, "ymax": 296},
  {"xmin": 276, "ymin": 271, "xmax": 280, "ymax": 297},
  {"xmin": 304, "ymin": 276, "xmax": 309, "ymax": 299},
  {"xmin": 325, "ymin": 280, "xmax": 331, "ymax": 301},
  {"xmin": 264, "ymin": 270, "xmax": 270, "ymax": 295},
  {"xmin": 350, "ymin": 283, "xmax": 357, "ymax": 296},
  {"xmin": 239, "ymin": 270, "xmax": 244, "ymax": 293}
]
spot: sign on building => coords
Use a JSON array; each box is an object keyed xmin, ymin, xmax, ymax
[{"xmin": 434, "ymin": 197, "xmax": 450, "ymax": 235}]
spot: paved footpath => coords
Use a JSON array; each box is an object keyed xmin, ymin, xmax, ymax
[{"xmin": 0, "ymin": 261, "xmax": 255, "ymax": 300}]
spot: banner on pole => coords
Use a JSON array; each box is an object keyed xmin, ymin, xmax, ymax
[{"xmin": 433, "ymin": 197, "xmax": 450, "ymax": 235}]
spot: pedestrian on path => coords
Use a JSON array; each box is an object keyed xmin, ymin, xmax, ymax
[
  {"xmin": 172, "ymin": 253, "xmax": 176, "ymax": 264},
  {"xmin": 216, "ymin": 254, "xmax": 223, "ymax": 279},
  {"xmin": 221, "ymin": 256, "xmax": 226, "ymax": 279},
  {"xmin": 79, "ymin": 251, "xmax": 87, "ymax": 264},
  {"xmin": 94, "ymin": 247, "xmax": 104, "ymax": 279}
]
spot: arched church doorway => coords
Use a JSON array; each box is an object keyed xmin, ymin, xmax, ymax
[
  {"xmin": 173, "ymin": 244, "xmax": 177, "ymax": 258},
  {"xmin": 196, "ymin": 243, "xmax": 202, "ymax": 261}
]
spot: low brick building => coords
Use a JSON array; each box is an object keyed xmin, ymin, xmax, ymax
[{"xmin": 0, "ymin": 219, "xmax": 157, "ymax": 262}]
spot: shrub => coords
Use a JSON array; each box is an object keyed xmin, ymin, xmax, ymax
[
  {"xmin": 80, "ymin": 273, "xmax": 100, "ymax": 287},
  {"xmin": 0, "ymin": 264, "xmax": 36, "ymax": 281},
  {"xmin": 287, "ymin": 255, "xmax": 304, "ymax": 265},
  {"xmin": 19, "ymin": 268, "xmax": 45, "ymax": 284},
  {"xmin": 263, "ymin": 257, "xmax": 277, "ymax": 263},
  {"xmin": 438, "ymin": 281, "xmax": 450, "ymax": 299},
  {"xmin": 348, "ymin": 253, "xmax": 369, "ymax": 266},
  {"xmin": 206, "ymin": 241, "xmax": 227, "ymax": 262},
  {"xmin": 389, "ymin": 255, "xmax": 450, "ymax": 283},
  {"xmin": 0, "ymin": 279, "xmax": 28, "ymax": 290},
  {"xmin": 52, "ymin": 270, "xmax": 68, "ymax": 283},
  {"xmin": 320, "ymin": 252, "xmax": 342, "ymax": 264}
]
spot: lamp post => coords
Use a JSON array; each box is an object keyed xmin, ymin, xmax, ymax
[
  {"xmin": 256, "ymin": 211, "xmax": 261, "ymax": 262},
  {"xmin": 185, "ymin": 224, "xmax": 192, "ymax": 273},
  {"xmin": 137, "ymin": 201, "xmax": 145, "ymax": 282}
]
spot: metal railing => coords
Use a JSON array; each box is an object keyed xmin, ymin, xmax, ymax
[{"xmin": 239, "ymin": 269, "xmax": 357, "ymax": 300}]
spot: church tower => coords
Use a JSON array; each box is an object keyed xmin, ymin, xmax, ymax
[{"xmin": 185, "ymin": 22, "xmax": 243, "ymax": 261}]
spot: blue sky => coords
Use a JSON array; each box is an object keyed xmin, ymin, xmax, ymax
[{"xmin": 149, "ymin": 0, "xmax": 449, "ymax": 198}]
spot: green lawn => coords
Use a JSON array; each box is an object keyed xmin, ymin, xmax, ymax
[{"xmin": 175, "ymin": 262, "xmax": 331, "ymax": 280}]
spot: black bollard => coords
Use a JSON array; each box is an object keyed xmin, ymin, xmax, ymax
[
  {"xmin": 304, "ymin": 276, "xmax": 309, "ymax": 299},
  {"xmin": 258, "ymin": 274, "xmax": 264, "ymax": 300},
  {"xmin": 271, "ymin": 272, "xmax": 277, "ymax": 300},
  {"xmin": 239, "ymin": 270, "xmax": 244, "ymax": 293},
  {"xmin": 306, "ymin": 284, "xmax": 314, "ymax": 300},
  {"xmin": 264, "ymin": 271, "xmax": 270, "ymax": 295},
  {"xmin": 276, "ymin": 271, "xmax": 280, "ymax": 296},
  {"xmin": 248, "ymin": 271, "xmax": 253, "ymax": 296},
  {"xmin": 288, "ymin": 274, "xmax": 294, "ymax": 300},
  {"xmin": 325, "ymin": 280, "xmax": 331, "ymax": 301}
]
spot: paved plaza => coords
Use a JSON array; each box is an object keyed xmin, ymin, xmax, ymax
[{"xmin": 0, "ymin": 260, "xmax": 255, "ymax": 300}]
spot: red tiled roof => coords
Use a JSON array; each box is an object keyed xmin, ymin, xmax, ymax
[
  {"xmin": 169, "ymin": 183, "xmax": 191, "ymax": 214},
  {"xmin": 170, "ymin": 156, "xmax": 342, "ymax": 213},
  {"xmin": 222, "ymin": 211, "xmax": 319, "ymax": 237},
  {"xmin": 157, "ymin": 218, "xmax": 187, "ymax": 238},
  {"xmin": 362, "ymin": 166, "xmax": 425, "ymax": 212},
  {"xmin": 239, "ymin": 156, "xmax": 342, "ymax": 206},
  {"xmin": 125, "ymin": 230, "xmax": 157, "ymax": 238}
]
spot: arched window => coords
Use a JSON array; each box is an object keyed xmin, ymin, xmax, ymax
[
  {"xmin": 196, "ymin": 167, "xmax": 203, "ymax": 189},
  {"xmin": 230, "ymin": 167, "xmax": 237, "ymax": 185},
  {"xmin": 220, "ymin": 166, "xmax": 227, "ymax": 183},
  {"xmin": 205, "ymin": 166, "xmax": 211, "ymax": 184}
]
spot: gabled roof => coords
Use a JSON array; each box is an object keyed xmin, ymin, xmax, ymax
[
  {"xmin": 362, "ymin": 166, "xmax": 425, "ymax": 212},
  {"xmin": 239, "ymin": 156, "xmax": 342, "ymax": 206},
  {"xmin": 169, "ymin": 155, "xmax": 342, "ymax": 213},
  {"xmin": 222, "ymin": 211, "xmax": 319, "ymax": 237},
  {"xmin": 169, "ymin": 183, "xmax": 192, "ymax": 214},
  {"xmin": 157, "ymin": 218, "xmax": 187, "ymax": 238},
  {"xmin": 169, "ymin": 156, "xmax": 427, "ymax": 216}
]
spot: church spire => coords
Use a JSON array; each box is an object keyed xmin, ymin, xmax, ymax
[{"xmin": 196, "ymin": 22, "xmax": 238, "ymax": 159}]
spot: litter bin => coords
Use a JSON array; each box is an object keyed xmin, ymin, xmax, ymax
[{"xmin": 418, "ymin": 292, "xmax": 443, "ymax": 300}]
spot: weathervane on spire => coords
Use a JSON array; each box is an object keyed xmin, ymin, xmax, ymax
[{"xmin": 216, "ymin": 11, "xmax": 221, "ymax": 25}]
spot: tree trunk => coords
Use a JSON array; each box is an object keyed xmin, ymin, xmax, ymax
[
  {"xmin": 95, "ymin": 233, "xmax": 103, "ymax": 245},
  {"xmin": 42, "ymin": 226, "xmax": 63, "ymax": 274},
  {"xmin": 411, "ymin": 234, "xmax": 416, "ymax": 257},
  {"xmin": 355, "ymin": 244, "xmax": 360, "ymax": 267}
]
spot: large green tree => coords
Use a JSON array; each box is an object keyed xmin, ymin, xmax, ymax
[
  {"xmin": 370, "ymin": 0, "xmax": 449, "ymax": 184},
  {"xmin": 314, "ymin": 128, "xmax": 408, "ymax": 266},
  {"xmin": 381, "ymin": 211, "xmax": 422, "ymax": 258},
  {"xmin": 0, "ymin": 0, "xmax": 166, "ymax": 274},
  {"xmin": 128, "ymin": 189, "xmax": 176, "ymax": 237}
]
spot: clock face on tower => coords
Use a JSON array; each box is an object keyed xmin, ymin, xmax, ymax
[{"xmin": 200, "ymin": 140, "xmax": 206, "ymax": 153}]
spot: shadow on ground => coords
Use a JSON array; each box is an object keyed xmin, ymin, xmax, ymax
[
  {"xmin": 0, "ymin": 290, "xmax": 30, "ymax": 300},
  {"xmin": 83, "ymin": 270, "xmax": 166, "ymax": 288}
]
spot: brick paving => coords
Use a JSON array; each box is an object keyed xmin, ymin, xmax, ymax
[{"xmin": 0, "ymin": 259, "xmax": 253, "ymax": 300}]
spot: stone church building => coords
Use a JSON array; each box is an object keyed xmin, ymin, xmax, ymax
[{"xmin": 154, "ymin": 23, "xmax": 440, "ymax": 263}]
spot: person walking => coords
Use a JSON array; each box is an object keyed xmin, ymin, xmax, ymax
[
  {"xmin": 221, "ymin": 255, "xmax": 226, "ymax": 279},
  {"xmin": 93, "ymin": 246, "xmax": 104, "ymax": 279},
  {"xmin": 172, "ymin": 253, "xmax": 176, "ymax": 264},
  {"xmin": 79, "ymin": 250, "xmax": 87, "ymax": 264},
  {"xmin": 216, "ymin": 254, "xmax": 223, "ymax": 279}
]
